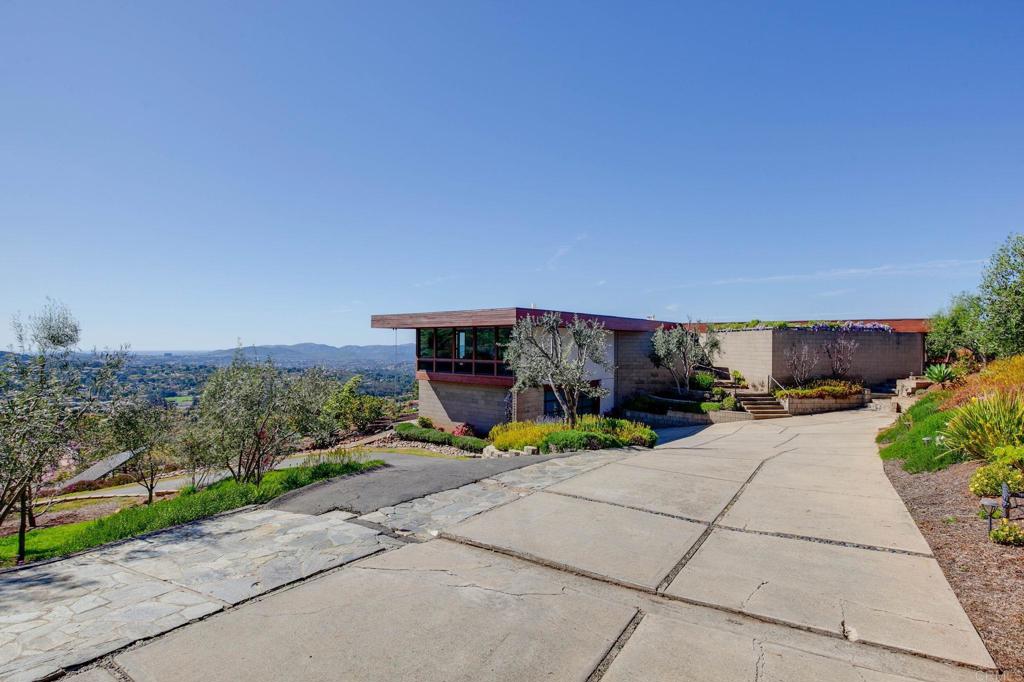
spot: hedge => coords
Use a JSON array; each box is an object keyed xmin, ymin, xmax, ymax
[{"xmin": 394, "ymin": 422, "xmax": 489, "ymax": 453}]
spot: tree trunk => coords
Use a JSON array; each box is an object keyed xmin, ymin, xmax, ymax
[
  {"xmin": 17, "ymin": 489, "xmax": 28, "ymax": 565},
  {"xmin": 27, "ymin": 494, "xmax": 36, "ymax": 528}
]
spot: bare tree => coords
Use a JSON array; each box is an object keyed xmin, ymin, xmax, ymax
[
  {"xmin": 823, "ymin": 333, "xmax": 859, "ymax": 378},
  {"xmin": 0, "ymin": 301, "xmax": 125, "ymax": 562},
  {"xmin": 784, "ymin": 342, "xmax": 819, "ymax": 386},
  {"xmin": 649, "ymin": 321, "xmax": 721, "ymax": 395},
  {"xmin": 504, "ymin": 312, "xmax": 613, "ymax": 428}
]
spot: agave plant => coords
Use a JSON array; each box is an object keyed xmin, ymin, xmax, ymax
[{"xmin": 925, "ymin": 363, "xmax": 955, "ymax": 384}]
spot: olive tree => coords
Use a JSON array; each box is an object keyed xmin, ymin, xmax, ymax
[
  {"xmin": 198, "ymin": 352, "xmax": 331, "ymax": 484},
  {"xmin": 323, "ymin": 375, "xmax": 396, "ymax": 436},
  {"xmin": 108, "ymin": 397, "xmax": 178, "ymax": 504},
  {"xmin": 504, "ymin": 312, "xmax": 613, "ymax": 428},
  {"xmin": 926, "ymin": 292, "xmax": 991, "ymax": 363},
  {"xmin": 0, "ymin": 301, "xmax": 125, "ymax": 562},
  {"xmin": 980, "ymin": 233, "xmax": 1024, "ymax": 357},
  {"xmin": 649, "ymin": 321, "xmax": 721, "ymax": 394}
]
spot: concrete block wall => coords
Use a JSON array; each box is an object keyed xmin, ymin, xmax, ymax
[
  {"xmin": 713, "ymin": 330, "xmax": 774, "ymax": 390},
  {"xmin": 771, "ymin": 330, "xmax": 925, "ymax": 385},
  {"xmin": 613, "ymin": 331, "xmax": 679, "ymax": 401},
  {"xmin": 512, "ymin": 387, "xmax": 544, "ymax": 423},
  {"xmin": 417, "ymin": 379, "xmax": 509, "ymax": 435}
]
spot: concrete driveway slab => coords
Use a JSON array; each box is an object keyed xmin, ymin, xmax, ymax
[
  {"xmin": 444, "ymin": 492, "xmax": 705, "ymax": 589},
  {"xmin": 721, "ymin": 483, "xmax": 932, "ymax": 553},
  {"xmin": 93, "ymin": 509, "xmax": 385, "ymax": 604},
  {"xmin": 752, "ymin": 458, "xmax": 901, "ymax": 500},
  {"xmin": 619, "ymin": 450, "xmax": 760, "ymax": 482},
  {"xmin": 666, "ymin": 529, "xmax": 992, "ymax": 668},
  {"xmin": 547, "ymin": 462, "xmax": 741, "ymax": 521},
  {"xmin": 115, "ymin": 540, "xmax": 639, "ymax": 682},
  {"xmin": 601, "ymin": 613, "xmax": 985, "ymax": 682}
]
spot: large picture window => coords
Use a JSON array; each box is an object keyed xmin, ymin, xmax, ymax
[
  {"xmin": 544, "ymin": 386, "xmax": 600, "ymax": 418},
  {"xmin": 415, "ymin": 326, "xmax": 512, "ymax": 377}
]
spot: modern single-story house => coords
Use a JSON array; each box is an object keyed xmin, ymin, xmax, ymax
[{"xmin": 370, "ymin": 308, "xmax": 928, "ymax": 434}]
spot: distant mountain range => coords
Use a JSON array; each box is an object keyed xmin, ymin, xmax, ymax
[{"xmin": 134, "ymin": 342, "xmax": 416, "ymax": 368}]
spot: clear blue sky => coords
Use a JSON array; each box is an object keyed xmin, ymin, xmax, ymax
[{"xmin": 2, "ymin": 2, "xmax": 1021, "ymax": 349}]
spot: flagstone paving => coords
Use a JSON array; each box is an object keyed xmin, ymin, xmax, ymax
[{"xmin": 0, "ymin": 509, "xmax": 390, "ymax": 681}]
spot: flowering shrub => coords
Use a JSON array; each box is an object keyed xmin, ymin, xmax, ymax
[
  {"xmin": 577, "ymin": 415, "xmax": 658, "ymax": 447},
  {"xmin": 489, "ymin": 416, "xmax": 657, "ymax": 450},
  {"xmin": 541, "ymin": 430, "xmax": 622, "ymax": 453},
  {"xmin": 451, "ymin": 423, "xmax": 475, "ymax": 437},
  {"xmin": 776, "ymin": 379, "xmax": 863, "ymax": 400},
  {"xmin": 990, "ymin": 519, "xmax": 1024, "ymax": 546},
  {"xmin": 712, "ymin": 320, "xmax": 892, "ymax": 333},
  {"xmin": 943, "ymin": 355, "xmax": 1024, "ymax": 408},
  {"xmin": 969, "ymin": 462, "xmax": 1024, "ymax": 496},
  {"xmin": 489, "ymin": 421, "xmax": 563, "ymax": 451},
  {"xmin": 942, "ymin": 393, "xmax": 1024, "ymax": 461}
]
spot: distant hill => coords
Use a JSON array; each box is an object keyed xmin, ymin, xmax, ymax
[{"xmin": 162, "ymin": 342, "xmax": 416, "ymax": 368}]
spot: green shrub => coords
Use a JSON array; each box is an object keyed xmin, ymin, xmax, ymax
[
  {"xmin": 722, "ymin": 395, "xmax": 737, "ymax": 411},
  {"xmin": 925, "ymin": 364, "xmax": 955, "ymax": 383},
  {"xmin": 711, "ymin": 387, "xmax": 726, "ymax": 401},
  {"xmin": 990, "ymin": 519, "xmax": 1024, "ymax": 546},
  {"xmin": 731, "ymin": 370, "xmax": 745, "ymax": 384},
  {"xmin": 577, "ymin": 415, "xmax": 658, "ymax": 447},
  {"xmin": 394, "ymin": 422, "xmax": 489, "ymax": 452},
  {"xmin": 942, "ymin": 392, "xmax": 1024, "ymax": 461},
  {"xmin": 879, "ymin": 410, "xmax": 960, "ymax": 472},
  {"xmin": 417, "ymin": 416, "xmax": 434, "ymax": 429},
  {"xmin": 541, "ymin": 430, "xmax": 622, "ymax": 453},
  {"xmin": 969, "ymin": 462, "xmax": 1024, "ymax": 497},
  {"xmin": 701, "ymin": 401, "xmax": 722, "ymax": 412},
  {"xmin": 691, "ymin": 372, "xmax": 716, "ymax": 391}
]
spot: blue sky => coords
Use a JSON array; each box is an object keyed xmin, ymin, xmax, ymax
[{"xmin": 2, "ymin": 2, "xmax": 1021, "ymax": 349}]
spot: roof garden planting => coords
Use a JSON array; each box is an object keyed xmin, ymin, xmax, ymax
[{"xmin": 709, "ymin": 320, "xmax": 894, "ymax": 332}]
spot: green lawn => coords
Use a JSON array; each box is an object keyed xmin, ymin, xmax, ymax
[
  {"xmin": 164, "ymin": 395, "xmax": 194, "ymax": 405},
  {"xmin": 1, "ymin": 458, "xmax": 384, "ymax": 566},
  {"xmin": 877, "ymin": 391, "xmax": 962, "ymax": 472}
]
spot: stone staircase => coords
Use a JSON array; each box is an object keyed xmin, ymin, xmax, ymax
[{"xmin": 737, "ymin": 392, "xmax": 790, "ymax": 419}]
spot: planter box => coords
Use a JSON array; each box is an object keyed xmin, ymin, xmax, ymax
[
  {"xmin": 623, "ymin": 409, "xmax": 753, "ymax": 427},
  {"xmin": 781, "ymin": 391, "xmax": 868, "ymax": 416}
]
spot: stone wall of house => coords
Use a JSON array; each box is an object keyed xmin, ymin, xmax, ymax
[
  {"xmin": 713, "ymin": 330, "xmax": 775, "ymax": 390},
  {"xmin": 771, "ymin": 330, "xmax": 925, "ymax": 386},
  {"xmin": 417, "ymin": 379, "xmax": 509, "ymax": 434},
  {"xmin": 614, "ymin": 331, "xmax": 678, "ymax": 402}
]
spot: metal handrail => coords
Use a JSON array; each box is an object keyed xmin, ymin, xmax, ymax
[{"xmin": 768, "ymin": 375, "xmax": 786, "ymax": 393}]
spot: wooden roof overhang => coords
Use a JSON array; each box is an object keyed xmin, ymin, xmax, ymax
[{"xmin": 371, "ymin": 307, "xmax": 677, "ymax": 332}]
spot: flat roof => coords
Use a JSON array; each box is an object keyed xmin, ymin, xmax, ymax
[
  {"xmin": 370, "ymin": 307, "xmax": 677, "ymax": 332},
  {"xmin": 371, "ymin": 308, "xmax": 930, "ymax": 334}
]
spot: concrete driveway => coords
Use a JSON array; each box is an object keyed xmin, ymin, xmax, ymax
[
  {"xmin": 12, "ymin": 405, "xmax": 995, "ymax": 675},
  {"xmin": 83, "ymin": 410, "xmax": 995, "ymax": 682}
]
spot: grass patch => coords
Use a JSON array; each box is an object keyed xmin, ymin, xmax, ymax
[
  {"xmin": 1, "ymin": 457, "xmax": 383, "ymax": 566},
  {"xmin": 877, "ymin": 391, "xmax": 961, "ymax": 472}
]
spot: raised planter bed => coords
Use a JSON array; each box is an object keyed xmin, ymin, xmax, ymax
[
  {"xmin": 781, "ymin": 391, "xmax": 868, "ymax": 415},
  {"xmin": 623, "ymin": 409, "xmax": 753, "ymax": 427}
]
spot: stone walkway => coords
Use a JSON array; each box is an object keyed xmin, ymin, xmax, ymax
[
  {"xmin": 0, "ymin": 509, "xmax": 391, "ymax": 682},
  {"xmin": 5, "ymin": 411, "xmax": 999, "ymax": 681}
]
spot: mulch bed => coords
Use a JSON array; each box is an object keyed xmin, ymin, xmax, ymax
[{"xmin": 884, "ymin": 459, "xmax": 1024, "ymax": 680}]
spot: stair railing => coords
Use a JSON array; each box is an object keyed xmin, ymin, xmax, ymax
[{"xmin": 767, "ymin": 375, "xmax": 786, "ymax": 393}]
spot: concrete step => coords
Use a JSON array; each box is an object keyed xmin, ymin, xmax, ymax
[{"xmin": 752, "ymin": 413, "xmax": 790, "ymax": 419}]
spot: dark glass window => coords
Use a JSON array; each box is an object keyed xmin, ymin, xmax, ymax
[
  {"xmin": 496, "ymin": 327, "xmax": 512, "ymax": 360},
  {"xmin": 454, "ymin": 361, "xmax": 473, "ymax": 374},
  {"xmin": 417, "ymin": 328, "xmax": 435, "ymax": 358},
  {"xmin": 417, "ymin": 359, "xmax": 433, "ymax": 372},
  {"xmin": 475, "ymin": 328, "xmax": 495, "ymax": 361},
  {"xmin": 435, "ymin": 328, "xmax": 454, "ymax": 359},
  {"xmin": 474, "ymin": 362, "xmax": 496, "ymax": 376},
  {"xmin": 544, "ymin": 387, "xmax": 599, "ymax": 417},
  {"xmin": 456, "ymin": 328, "xmax": 474, "ymax": 360},
  {"xmin": 434, "ymin": 360, "xmax": 452, "ymax": 373},
  {"xmin": 497, "ymin": 362, "xmax": 514, "ymax": 377}
]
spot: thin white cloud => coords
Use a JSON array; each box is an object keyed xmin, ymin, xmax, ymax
[
  {"xmin": 646, "ymin": 258, "xmax": 985, "ymax": 293},
  {"xmin": 596, "ymin": 279, "xmax": 607, "ymax": 287},
  {"xmin": 546, "ymin": 232, "xmax": 590, "ymax": 271},
  {"xmin": 815, "ymin": 288, "xmax": 855, "ymax": 298},
  {"xmin": 413, "ymin": 274, "xmax": 457, "ymax": 288}
]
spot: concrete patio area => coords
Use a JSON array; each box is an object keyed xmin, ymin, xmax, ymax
[{"xmin": 4, "ymin": 410, "xmax": 998, "ymax": 681}]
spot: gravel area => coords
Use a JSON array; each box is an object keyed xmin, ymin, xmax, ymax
[{"xmin": 884, "ymin": 458, "xmax": 1024, "ymax": 680}]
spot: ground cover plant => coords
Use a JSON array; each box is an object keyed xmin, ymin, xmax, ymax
[
  {"xmin": 877, "ymin": 392, "xmax": 961, "ymax": 472},
  {"xmin": 776, "ymin": 379, "xmax": 863, "ymax": 400},
  {"xmin": 621, "ymin": 393, "xmax": 739, "ymax": 415},
  {"xmin": 394, "ymin": 422, "xmax": 488, "ymax": 453},
  {"xmin": 488, "ymin": 415, "xmax": 656, "ymax": 452},
  {"xmin": 0, "ymin": 453, "xmax": 383, "ymax": 566}
]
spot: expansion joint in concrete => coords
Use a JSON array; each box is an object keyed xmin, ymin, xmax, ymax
[{"xmin": 585, "ymin": 609, "xmax": 646, "ymax": 682}]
